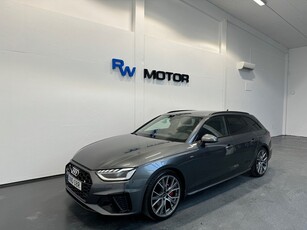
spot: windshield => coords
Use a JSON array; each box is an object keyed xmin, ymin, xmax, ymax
[{"xmin": 134, "ymin": 115, "xmax": 203, "ymax": 142}]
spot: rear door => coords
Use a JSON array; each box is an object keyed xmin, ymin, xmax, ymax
[
  {"xmin": 241, "ymin": 116, "xmax": 267, "ymax": 165},
  {"xmin": 224, "ymin": 115, "xmax": 258, "ymax": 171}
]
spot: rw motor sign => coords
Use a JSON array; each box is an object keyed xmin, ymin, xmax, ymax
[{"xmin": 112, "ymin": 58, "xmax": 190, "ymax": 83}]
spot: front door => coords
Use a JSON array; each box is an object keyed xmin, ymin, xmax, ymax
[{"xmin": 182, "ymin": 116, "xmax": 236, "ymax": 192}]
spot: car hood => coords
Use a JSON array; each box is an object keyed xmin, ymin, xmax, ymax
[{"xmin": 72, "ymin": 134, "xmax": 189, "ymax": 170}]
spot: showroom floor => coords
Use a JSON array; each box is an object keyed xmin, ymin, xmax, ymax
[{"xmin": 1, "ymin": 136, "xmax": 307, "ymax": 230}]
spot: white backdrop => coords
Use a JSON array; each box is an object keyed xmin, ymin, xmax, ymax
[
  {"xmin": 0, "ymin": 0, "xmax": 287, "ymax": 184},
  {"xmin": 287, "ymin": 47, "xmax": 307, "ymax": 136}
]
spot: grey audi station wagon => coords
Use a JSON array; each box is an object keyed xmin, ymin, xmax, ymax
[{"xmin": 65, "ymin": 110, "xmax": 272, "ymax": 220}]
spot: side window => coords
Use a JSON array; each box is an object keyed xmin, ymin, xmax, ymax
[
  {"xmin": 242, "ymin": 116, "xmax": 262, "ymax": 131},
  {"xmin": 225, "ymin": 115, "xmax": 250, "ymax": 135},
  {"xmin": 196, "ymin": 116, "xmax": 227, "ymax": 140}
]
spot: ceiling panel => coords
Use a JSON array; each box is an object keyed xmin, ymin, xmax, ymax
[{"xmin": 207, "ymin": 0, "xmax": 307, "ymax": 49}]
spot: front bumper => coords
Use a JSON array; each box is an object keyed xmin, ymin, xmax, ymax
[{"xmin": 65, "ymin": 161, "xmax": 145, "ymax": 216}]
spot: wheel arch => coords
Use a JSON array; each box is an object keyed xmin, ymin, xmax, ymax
[
  {"xmin": 259, "ymin": 144, "xmax": 271, "ymax": 160},
  {"xmin": 261, "ymin": 145, "xmax": 269, "ymax": 154},
  {"xmin": 141, "ymin": 166, "xmax": 187, "ymax": 209},
  {"xmin": 141, "ymin": 166, "xmax": 186, "ymax": 219}
]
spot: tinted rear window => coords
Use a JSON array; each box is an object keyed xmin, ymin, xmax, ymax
[
  {"xmin": 225, "ymin": 115, "xmax": 250, "ymax": 135},
  {"xmin": 242, "ymin": 116, "xmax": 262, "ymax": 131}
]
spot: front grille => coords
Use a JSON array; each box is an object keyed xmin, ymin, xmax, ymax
[
  {"xmin": 98, "ymin": 193, "xmax": 132, "ymax": 213},
  {"xmin": 65, "ymin": 163, "xmax": 92, "ymax": 201}
]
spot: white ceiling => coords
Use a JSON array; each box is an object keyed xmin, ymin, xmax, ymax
[{"xmin": 207, "ymin": 0, "xmax": 307, "ymax": 49}]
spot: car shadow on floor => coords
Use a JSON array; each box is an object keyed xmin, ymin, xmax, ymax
[{"xmin": 66, "ymin": 169, "xmax": 274, "ymax": 230}]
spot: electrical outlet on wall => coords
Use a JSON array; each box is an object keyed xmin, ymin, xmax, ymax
[{"xmin": 245, "ymin": 81, "xmax": 253, "ymax": 91}]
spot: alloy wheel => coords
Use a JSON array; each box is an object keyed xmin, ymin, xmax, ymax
[
  {"xmin": 150, "ymin": 175, "xmax": 181, "ymax": 218},
  {"xmin": 256, "ymin": 149, "xmax": 268, "ymax": 175}
]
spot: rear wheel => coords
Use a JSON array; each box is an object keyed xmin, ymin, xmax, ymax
[
  {"xmin": 251, "ymin": 148, "xmax": 268, "ymax": 177},
  {"xmin": 143, "ymin": 170, "xmax": 181, "ymax": 220}
]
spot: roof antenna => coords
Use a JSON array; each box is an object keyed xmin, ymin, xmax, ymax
[{"xmin": 227, "ymin": 109, "xmax": 229, "ymax": 111}]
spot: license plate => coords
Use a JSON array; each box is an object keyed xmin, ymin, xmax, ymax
[{"xmin": 68, "ymin": 173, "xmax": 82, "ymax": 191}]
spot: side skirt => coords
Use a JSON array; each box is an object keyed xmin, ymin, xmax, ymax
[{"xmin": 187, "ymin": 168, "xmax": 251, "ymax": 196}]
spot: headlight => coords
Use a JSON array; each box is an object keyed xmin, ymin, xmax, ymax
[{"xmin": 96, "ymin": 168, "xmax": 136, "ymax": 181}]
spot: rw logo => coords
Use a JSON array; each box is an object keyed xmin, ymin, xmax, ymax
[
  {"xmin": 111, "ymin": 58, "xmax": 190, "ymax": 83},
  {"xmin": 112, "ymin": 58, "xmax": 136, "ymax": 77}
]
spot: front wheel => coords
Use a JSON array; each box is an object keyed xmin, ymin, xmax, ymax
[
  {"xmin": 251, "ymin": 148, "xmax": 268, "ymax": 177},
  {"xmin": 143, "ymin": 170, "xmax": 182, "ymax": 221}
]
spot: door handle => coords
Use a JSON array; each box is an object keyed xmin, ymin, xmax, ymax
[
  {"xmin": 226, "ymin": 144, "xmax": 233, "ymax": 150},
  {"xmin": 250, "ymin": 138, "xmax": 256, "ymax": 143}
]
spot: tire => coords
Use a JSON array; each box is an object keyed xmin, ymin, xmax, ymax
[
  {"xmin": 251, "ymin": 147, "xmax": 269, "ymax": 177},
  {"xmin": 143, "ymin": 170, "xmax": 182, "ymax": 221}
]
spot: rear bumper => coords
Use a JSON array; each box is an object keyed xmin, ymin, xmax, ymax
[{"xmin": 268, "ymin": 139, "xmax": 273, "ymax": 160}]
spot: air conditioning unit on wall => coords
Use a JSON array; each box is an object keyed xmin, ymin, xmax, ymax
[{"xmin": 237, "ymin": 61, "xmax": 255, "ymax": 70}]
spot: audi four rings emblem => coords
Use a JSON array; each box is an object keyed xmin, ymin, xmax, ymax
[{"xmin": 71, "ymin": 167, "xmax": 79, "ymax": 177}]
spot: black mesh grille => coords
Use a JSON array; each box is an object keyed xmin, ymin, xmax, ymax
[
  {"xmin": 65, "ymin": 163, "xmax": 92, "ymax": 201},
  {"xmin": 98, "ymin": 193, "xmax": 132, "ymax": 213},
  {"xmin": 113, "ymin": 194, "xmax": 131, "ymax": 212}
]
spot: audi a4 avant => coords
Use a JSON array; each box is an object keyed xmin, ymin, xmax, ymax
[{"xmin": 65, "ymin": 110, "xmax": 272, "ymax": 220}]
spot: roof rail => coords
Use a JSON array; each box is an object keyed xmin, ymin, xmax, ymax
[
  {"xmin": 167, "ymin": 110, "xmax": 194, "ymax": 114},
  {"xmin": 211, "ymin": 111, "xmax": 249, "ymax": 115}
]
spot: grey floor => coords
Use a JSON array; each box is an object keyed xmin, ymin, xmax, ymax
[{"xmin": 1, "ymin": 136, "xmax": 307, "ymax": 230}]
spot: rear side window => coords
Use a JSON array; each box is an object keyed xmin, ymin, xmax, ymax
[
  {"xmin": 242, "ymin": 116, "xmax": 262, "ymax": 131},
  {"xmin": 225, "ymin": 115, "xmax": 250, "ymax": 135}
]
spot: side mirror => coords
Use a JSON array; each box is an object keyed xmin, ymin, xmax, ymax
[{"xmin": 201, "ymin": 134, "xmax": 218, "ymax": 143}]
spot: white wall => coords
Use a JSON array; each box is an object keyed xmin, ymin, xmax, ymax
[
  {"xmin": 0, "ymin": 0, "xmax": 287, "ymax": 184},
  {"xmin": 286, "ymin": 47, "xmax": 307, "ymax": 136},
  {"xmin": 226, "ymin": 23, "xmax": 286, "ymax": 135},
  {"xmin": 143, "ymin": 0, "xmax": 225, "ymax": 117},
  {"xmin": 0, "ymin": 0, "xmax": 136, "ymax": 184}
]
